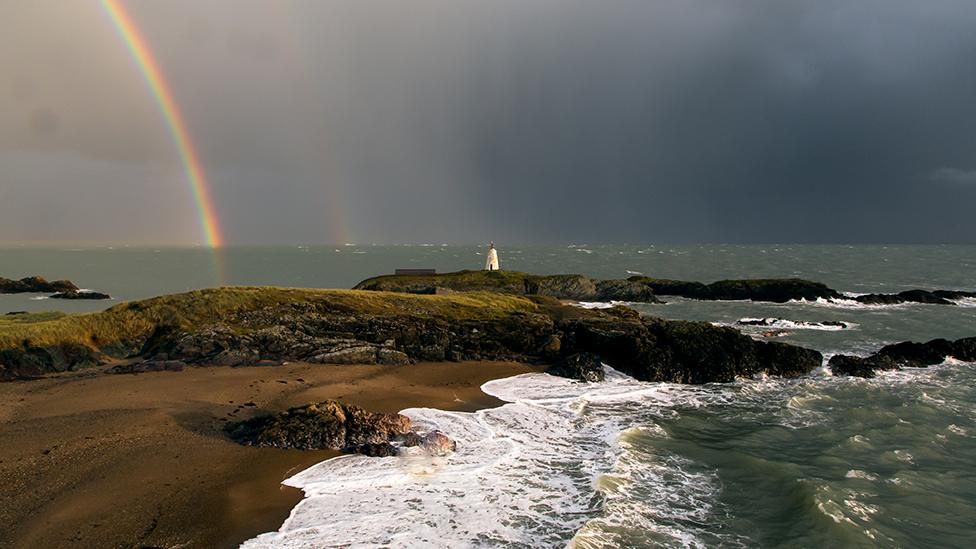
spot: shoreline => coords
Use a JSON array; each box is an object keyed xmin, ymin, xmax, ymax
[{"xmin": 0, "ymin": 360, "xmax": 542, "ymax": 548}]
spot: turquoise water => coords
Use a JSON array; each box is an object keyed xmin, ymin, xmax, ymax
[{"xmin": 3, "ymin": 245, "xmax": 975, "ymax": 547}]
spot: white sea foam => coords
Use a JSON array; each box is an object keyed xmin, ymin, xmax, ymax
[
  {"xmin": 244, "ymin": 368, "xmax": 741, "ymax": 548},
  {"xmin": 792, "ymin": 297, "xmax": 912, "ymax": 310},
  {"xmin": 735, "ymin": 317, "xmax": 856, "ymax": 331},
  {"xmin": 574, "ymin": 301, "xmax": 631, "ymax": 310}
]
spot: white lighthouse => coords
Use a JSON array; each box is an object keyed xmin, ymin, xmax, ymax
[{"xmin": 485, "ymin": 242, "xmax": 500, "ymax": 271}]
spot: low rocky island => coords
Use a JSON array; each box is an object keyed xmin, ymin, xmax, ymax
[
  {"xmin": 355, "ymin": 269, "xmax": 976, "ymax": 306},
  {"xmin": 0, "ymin": 276, "xmax": 78, "ymax": 294},
  {"xmin": 829, "ymin": 337, "xmax": 976, "ymax": 378}
]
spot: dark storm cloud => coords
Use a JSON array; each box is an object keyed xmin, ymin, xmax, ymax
[{"xmin": 2, "ymin": 0, "xmax": 976, "ymax": 244}]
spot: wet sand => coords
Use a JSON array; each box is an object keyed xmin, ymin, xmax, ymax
[{"xmin": 0, "ymin": 361, "xmax": 541, "ymax": 548}]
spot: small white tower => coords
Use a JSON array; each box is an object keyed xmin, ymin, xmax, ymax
[{"xmin": 485, "ymin": 241, "xmax": 500, "ymax": 271}]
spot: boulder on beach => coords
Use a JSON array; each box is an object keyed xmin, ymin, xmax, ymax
[{"xmin": 224, "ymin": 400, "xmax": 412, "ymax": 452}]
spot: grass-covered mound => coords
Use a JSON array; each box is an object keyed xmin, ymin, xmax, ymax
[
  {"xmin": 355, "ymin": 270, "xmax": 660, "ymax": 302},
  {"xmin": 356, "ymin": 270, "xmax": 847, "ymax": 304},
  {"xmin": 0, "ymin": 287, "xmax": 545, "ymax": 379},
  {"xmin": 1, "ymin": 284, "xmax": 827, "ymax": 385}
]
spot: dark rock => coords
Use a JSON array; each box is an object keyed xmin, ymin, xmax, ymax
[
  {"xmin": 876, "ymin": 339, "xmax": 955, "ymax": 367},
  {"xmin": 50, "ymin": 290, "xmax": 111, "ymax": 300},
  {"xmin": 353, "ymin": 442, "xmax": 400, "ymax": 457},
  {"xmin": 755, "ymin": 341, "xmax": 824, "ymax": 377},
  {"xmin": 629, "ymin": 277, "xmax": 840, "ymax": 303},
  {"xmin": 0, "ymin": 276, "xmax": 78, "ymax": 294},
  {"xmin": 828, "ymin": 354, "xmax": 898, "ymax": 378},
  {"xmin": 952, "ymin": 337, "xmax": 976, "ymax": 362},
  {"xmin": 829, "ymin": 336, "xmax": 976, "ymax": 377},
  {"xmin": 5, "ymin": 311, "xmax": 28, "ymax": 316},
  {"xmin": 594, "ymin": 279, "xmax": 661, "ymax": 303},
  {"xmin": 400, "ymin": 431, "xmax": 423, "ymax": 447},
  {"xmin": 557, "ymin": 308, "xmax": 824, "ymax": 384},
  {"xmin": 225, "ymin": 400, "xmax": 411, "ymax": 452},
  {"xmin": 855, "ymin": 290, "xmax": 954, "ymax": 306},
  {"xmin": 546, "ymin": 352, "xmax": 605, "ymax": 382}
]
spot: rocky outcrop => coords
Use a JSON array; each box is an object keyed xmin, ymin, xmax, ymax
[
  {"xmin": 225, "ymin": 400, "xmax": 412, "ymax": 452},
  {"xmin": 1, "ymin": 286, "xmax": 826, "ymax": 384},
  {"xmin": 0, "ymin": 276, "xmax": 77, "ymax": 294},
  {"xmin": 556, "ymin": 306, "xmax": 824, "ymax": 383},
  {"xmin": 546, "ymin": 352, "xmax": 605, "ymax": 382},
  {"xmin": 627, "ymin": 276, "xmax": 841, "ymax": 303},
  {"xmin": 851, "ymin": 290, "xmax": 976, "ymax": 306},
  {"xmin": 50, "ymin": 290, "xmax": 111, "ymax": 300},
  {"xmin": 358, "ymin": 270, "xmax": 976, "ymax": 307},
  {"xmin": 829, "ymin": 336, "xmax": 976, "ymax": 378},
  {"xmin": 356, "ymin": 271, "xmax": 663, "ymax": 303},
  {"xmin": 0, "ymin": 343, "xmax": 103, "ymax": 378}
]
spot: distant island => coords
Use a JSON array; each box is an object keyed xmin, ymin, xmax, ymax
[
  {"xmin": 0, "ymin": 275, "xmax": 110, "ymax": 300},
  {"xmin": 355, "ymin": 269, "xmax": 976, "ymax": 306}
]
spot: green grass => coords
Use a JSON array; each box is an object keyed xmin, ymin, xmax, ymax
[
  {"xmin": 356, "ymin": 269, "xmax": 534, "ymax": 290},
  {"xmin": 0, "ymin": 286, "xmax": 543, "ymax": 352}
]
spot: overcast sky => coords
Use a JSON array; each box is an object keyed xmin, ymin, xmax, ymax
[{"xmin": 2, "ymin": 0, "xmax": 976, "ymax": 245}]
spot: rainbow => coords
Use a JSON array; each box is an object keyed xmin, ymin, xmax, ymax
[{"xmin": 100, "ymin": 0, "xmax": 224, "ymax": 248}]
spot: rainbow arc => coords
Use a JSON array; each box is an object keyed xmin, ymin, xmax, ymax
[{"xmin": 100, "ymin": 0, "xmax": 223, "ymax": 249}]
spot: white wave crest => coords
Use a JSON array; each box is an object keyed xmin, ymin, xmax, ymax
[
  {"xmin": 735, "ymin": 318, "xmax": 855, "ymax": 331},
  {"xmin": 244, "ymin": 368, "xmax": 742, "ymax": 548}
]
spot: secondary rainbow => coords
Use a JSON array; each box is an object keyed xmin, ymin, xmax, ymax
[{"xmin": 100, "ymin": 0, "xmax": 224, "ymax": 248}]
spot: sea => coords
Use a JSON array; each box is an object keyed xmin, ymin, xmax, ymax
[{"xmin": 2, "ymin": 244, "xmax": 975, "ymax": 548}]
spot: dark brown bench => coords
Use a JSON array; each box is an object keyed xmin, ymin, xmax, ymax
[{"xmin": 394, "ymin": 269, "xmax": 437, "ymax": 276}]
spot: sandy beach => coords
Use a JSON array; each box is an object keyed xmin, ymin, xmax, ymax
[{"xmin": 0, "ymin": 361, "xmax": 540, "ymax": 548}]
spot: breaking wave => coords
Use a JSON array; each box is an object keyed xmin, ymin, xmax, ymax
[
  {"xmin": 734, "ymin": 317, "xmax": 856, "ymax": 331},
  {"xmin": 245, "ymin": 361, "xmax": 976, "ymax": 548}
]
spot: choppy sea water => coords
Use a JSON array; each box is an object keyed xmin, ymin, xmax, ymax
[
  {"xmin": 244, "ymin": 362, "xmax": 976, "ymax": 548},
  {"xmin": 2, "ymin": 245, "xmax": 975, "ymax": 546}
]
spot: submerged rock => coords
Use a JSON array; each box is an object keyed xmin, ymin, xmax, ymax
[
  {"xmin": 225, "ymin": 400, "xmax": 412, "ymax": 453},
  {"xmin": 546, "ymin": 352, "xmax": 605, "ymax": 382},
  {"xmin": 417, "ymin": 430, "xmax": 457, "ymax": 456},
  {"xmin": 50, "ymin": 290, "xmax": 111, "ymax": 300}
]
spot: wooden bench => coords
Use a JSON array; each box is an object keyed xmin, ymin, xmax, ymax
[{"xmin": 394, "ymin": 269, "xmax": 437, "ymax": 276}]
